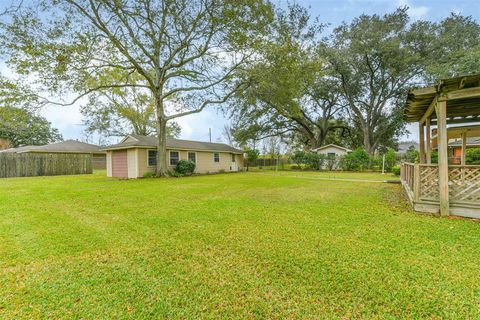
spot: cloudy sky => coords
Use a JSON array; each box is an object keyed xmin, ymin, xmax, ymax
[{"xmin": 3, "ymin": 0, "xmax": 480, "ymax": 144}]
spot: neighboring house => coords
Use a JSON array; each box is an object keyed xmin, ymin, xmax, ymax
[
  {"xmin": 311, "ymin": 144, "xmax": 352, "ymax": 157},
  {"xmin": 448, "ymin": 137, "xmax": 480, "ymax": 164},
  {"xmin": 311, "ymin": 144, "xmax": 352, "ymax": 170},
  {"xmin": 0, "ymin": 140, "xmax": 106, "ymax": 169},
  {"xmin": 103, "ymin": 134, "xmax": 244, "ymax": 178}
]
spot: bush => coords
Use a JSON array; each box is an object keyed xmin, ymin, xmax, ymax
[
  {"xmin": 466, "ymin": 148, "xmax": 480, "ymax": 165},
  {"xmin": 305, "ymin": 152, "xmax": 326, "ymax": 170},
  {"xmin": 290, "ymin": 150, "xmax": 306, "ymax": 168},
  {"xmin": 392, "ymin": 165, "xmax": 401, "ymax": 176},
  {"xmin": 143, "ymin": 172, "xmax": 155, "ymax": 178},
  {"xmin": 340, "ymin": 148, "xmax": 370, "ymax": 171},
  {"xmin": 384, "ymin": 148, "xmax": 397, "ymax": 172},
  {"xmin": 175, "ymin": 160, "xmax": 195, "ymax": 176},
  {"xmin": 404, "ymin": 147, "xmax": 420, "ymax": 163}
]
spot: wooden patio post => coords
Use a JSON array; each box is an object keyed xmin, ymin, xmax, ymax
[
  {"xmin": 436, "ymin": 99, "xmax": 449, "ymax": 216},
  {"xmin": 419, "ymin": 123, "xmax": 425, "ymax": 163},
  {"xmin": 425, "ymin": 118, "xmax": 431, "ymax": 164},
  {"xmin": 461, "ymin": 132, "xmax": 467, "ymax": 166}
]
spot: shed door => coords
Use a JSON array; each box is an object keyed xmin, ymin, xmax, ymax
[{"xmin": 112, "ymin": 150, "xmax": 128, "ymax": 178}]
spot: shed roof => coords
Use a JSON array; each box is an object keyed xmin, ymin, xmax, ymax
[
  {"xmin": 0, "ymin": 140, "xmax": 105, "ymax": 154},
  {"xmin": 103, "ymin": 134, "xmax": 244, "ymax": 154},
  {"xmin": 404, "ymin": 73, "xmax": 480, "ymax": 124}
]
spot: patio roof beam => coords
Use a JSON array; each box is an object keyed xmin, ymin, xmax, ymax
[
  {"xmin": 445, "ymin": 87, "xmax": 480, "ymax": 101},
  {"xmin": 419, "ymin": 96, "xmax": 437, "ymax": 125}
]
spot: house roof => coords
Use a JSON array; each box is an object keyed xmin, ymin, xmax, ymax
[
  {"xmin": 311, "ymin": 144, "xmax": 352, "ymax": 153},
  {"xmin": 0, "ymin": 140, "xmax": 105, "ymax": 154},
  {"xmin": 449, "ymin": 137, "xmax": 480, "ymax": 147},
  {"xmin": 103, "ymin": 134, "xmax": 244, "ymax": 154}
]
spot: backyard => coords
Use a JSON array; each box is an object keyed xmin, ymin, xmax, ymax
[{"xmin": 1, "ymin": 171, "xmax": 480, "ymax": 319}]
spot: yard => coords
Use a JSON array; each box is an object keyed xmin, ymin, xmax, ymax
[{"xmin": 1, "ymin": 171, "xmax": 480, "ymax": 319}]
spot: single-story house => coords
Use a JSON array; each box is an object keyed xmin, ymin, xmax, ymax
[
  {"xmin": 103, "ymin": 134, "xmax": 244, "ymax": 178},
  {"xmin": 311, "ymin": 144, "xmax": 352, "ymax": 157},
  {"xmin": 311, "ymin": 144, "xmax": 352, "ymax": 170},
  {"xmin": 0, "ymin": 140, "xmax": 106, "ymax": 169}
]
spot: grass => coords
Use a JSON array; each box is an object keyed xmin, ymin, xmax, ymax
[
  {"xmin": 1, "ymin": 171, "xmax": 480, "ymax": 319},
  {"xmin": 248, "ymin": 168, "xmax": 399, "ymax": 181}
]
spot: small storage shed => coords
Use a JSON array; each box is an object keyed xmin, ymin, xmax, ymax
[
  {"xmin": 311, "ymin": 144, "xmax": 352, "ymax": 157},
  {"xmin": 103, "ymin": 135, "xmax": 244, "ymax": 178},
  {"xmin": 0, "ymin": 140, "xmax": 106, "ymax": 169}
]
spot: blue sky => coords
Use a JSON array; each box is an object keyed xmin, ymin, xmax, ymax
[{"xmin": 3, "ymin": 0, "xmax": 480, "ymax": 144}]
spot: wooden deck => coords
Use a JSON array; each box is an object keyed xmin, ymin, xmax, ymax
[{"xmin": 400, "ymin": 162, "xmax": 480, "ymax": 218}]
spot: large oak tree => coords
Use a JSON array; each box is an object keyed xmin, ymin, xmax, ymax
[{"xmin": 0, "ymin": 0, "xmax": 272, "ymax": 175}]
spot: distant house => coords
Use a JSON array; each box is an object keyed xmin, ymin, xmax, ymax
[
  {"xmin": 0, "ymin": 140, "xmax": 106, "ymax": 169},
  {"xmin": 103, "ymin": 134, "xmax": 244, "ymax": 178},
  {"xmin": 311, "ymin": 144, "xmax": 352, "ymax": 157},
  {"xmin": 447, "ymin": 137, "xmax": 480, "ymax": 164},
  {"xmin": 311, "ymin": 144, "xmax": 352, "ymax": 170}
]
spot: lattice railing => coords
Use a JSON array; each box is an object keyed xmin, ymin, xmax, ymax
[
  {"xmin": 449, "ymin": 166, "xmax": 480, "ymax": 205},
  {"xmin": 400, "ymin": 163, "xmax": 415, "ymax": 201},
  {"xmin": 419, "ymin": 165, "xmax": 439, "ymax": 201}
]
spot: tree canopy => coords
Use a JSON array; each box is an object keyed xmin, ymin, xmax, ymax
[{"xmin": 0, "ymin": 106, "xmax": 62, "ymax": 147}]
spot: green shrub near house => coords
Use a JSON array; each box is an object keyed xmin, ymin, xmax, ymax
[{"xmin": 174, "ymin": 160, "xmax": 196, "ymax": 176}]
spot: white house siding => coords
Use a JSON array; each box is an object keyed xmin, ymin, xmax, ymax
[{"xmin": 315, "ymin": 146, "xmax": 349, "ymax": 157}]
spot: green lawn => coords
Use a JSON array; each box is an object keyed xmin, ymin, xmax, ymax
[{"xmin": 1, "ymin": 171, "xmax": 480, "ymax": 319}]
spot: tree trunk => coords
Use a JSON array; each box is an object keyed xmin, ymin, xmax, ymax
[{"xmin": 155, "ymin": 95, "xmax": 169, "ymax": 177}]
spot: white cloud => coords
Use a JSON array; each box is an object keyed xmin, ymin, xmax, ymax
[{"xmin": 396, "ymin": 0, "xmax": 430, "ymax": 19}]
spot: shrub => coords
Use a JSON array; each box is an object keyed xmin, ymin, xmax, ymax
[
  {"xmin": 219, "ymin": 169, "xmax": 225, "ymax": 173},
  {"xmin": 175, "ymin": 160, "xmax": 195, "ymax": 176},
  {"xmin": 305, "ymin": 152, "xmax": 326, "ymax": 170},
  {"xmin": 404, "ymin": 147, "xmax": 420, "ymax": 163},
  {"xmin": 392, "ymin": 165, "xmax": 401, "ymax": 176},
  {"xmin": 171, "ymin": 171, "xmax": 184, "ymax": 178},
  {"xmin": 384, "ymin": 148, "xmax": 397, "ymax": 172},
  {"xmin": 340, "ymin": 148, "xmax": 370, "ymax": 171},
  {"xmin": 290, "ymin": 150, "xmax": 306, "ymax": 168},
  {"xmin": 143, "ymin": 172, "xmax": 155, "ymax": 178},
  {"xmin": 466, "ymin": 148, "xmax": 480, "ymax": 165}
]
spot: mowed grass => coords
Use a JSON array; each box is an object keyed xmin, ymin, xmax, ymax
[
  {"xmin": 248, "ymin": 169, "xmax": 399, "ymax": 181},
  {"xmin": 1, "ymin": 172, "xmax": 480, "ymax": 319}
]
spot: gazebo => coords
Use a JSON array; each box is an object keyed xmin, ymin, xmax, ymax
[{"xmin": 401, "ymin": 74, "xmax": 480, "ymax": 218}]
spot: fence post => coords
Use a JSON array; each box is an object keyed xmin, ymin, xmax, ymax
[{"xmin": 414, "ymin": 163, "xmax": 420, "ymax": 202}]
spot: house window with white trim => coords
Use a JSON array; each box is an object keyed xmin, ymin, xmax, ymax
[
  {"xmin": 188, "ymin": 152, "xmax": 196, "ymax": 163},
  {"xmin": 231, "ymin": 154, "xmax": 236, "ymax": 162},
  {"xmin": 214, "ymin": 153, "xmax": 220, "ymax": 163},
  {"xmin": 170, "ymin": 151, "xmax": 179, "ymax": 166},
  {"xmin": 148, "ymin": 150, "xmax": 157, "ymax": 166}
]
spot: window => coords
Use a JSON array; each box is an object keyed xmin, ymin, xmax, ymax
[
  {"xmin": 188, "ymin": 152, "xmax": 196, "ymax": 163},
  {"xmin": 327, "ymin": 152, "xmax": 336, "ymax": 159},
  {"xmin": 170, "ymin": 151, "xmax": 179, "ymax": 166},
  {"xmin": 231, "ymin": 154, "xmax": 236, "ymax": 162},
  {"xmin": 214, "ymin": 153, "xmax": 220, "ymax": 163},
  {"xmin": 148, "ymin": 150, "xmax": 157, "ymax": 166}
]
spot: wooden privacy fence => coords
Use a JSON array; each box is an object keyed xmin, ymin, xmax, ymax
[{"xmin": 0, "ymin": 153, "xmax": 93, "ymax": 178}]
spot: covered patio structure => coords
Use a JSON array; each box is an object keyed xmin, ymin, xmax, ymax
[{"xmin": 401, "ymin": 74, "xmax": 480, "ymax": 218}]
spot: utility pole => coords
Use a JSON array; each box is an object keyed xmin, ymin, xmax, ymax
[
  {"xmin": 209, "ymin": 128, "xmax": 212, "ymax": 143},
  {"xmin": 382, "ymin": 154, "xmax": 385, "ymax": 174}
]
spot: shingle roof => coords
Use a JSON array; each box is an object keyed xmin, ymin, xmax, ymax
[
  {"xmin": 103, "ymin": 134, "xmax": 244, "ymax": 154},
  {"xmin": 0, "ymin": 140, "xmax": 105, "ymax": 154}
]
